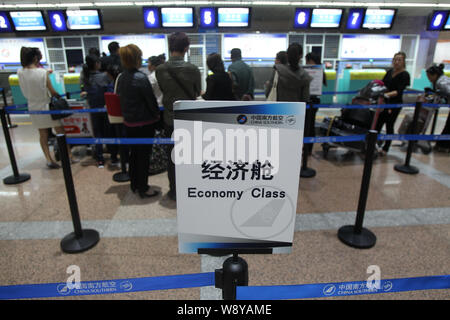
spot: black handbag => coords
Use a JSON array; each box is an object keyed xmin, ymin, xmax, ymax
[{"xmin": 49, "ymin": 96, "xmax": 72, "ymax": 120}]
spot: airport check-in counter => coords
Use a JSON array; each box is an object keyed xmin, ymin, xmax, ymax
[
  {"xmin": 8, "ymin": 72, "xmax": 64, "ymax": 107},
  {"xmin": 336, "ymin": 69, "xmax": 386, "ymax": 104},
  {"xmin": 321, "ymin": 70, "xmax": 337, "ymax": 104},
  {"xmin": 63, "ymin": 73, "xmax": 82, "ymax": 100}
]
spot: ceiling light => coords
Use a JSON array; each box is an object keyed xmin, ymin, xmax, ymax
[{"xmin": 94, "ymin": 2, "xmax": 134, "ymax": 6}]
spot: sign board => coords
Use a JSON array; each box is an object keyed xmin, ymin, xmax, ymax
[
  {"xmin": 174, "ymin": 101, "xmax": 305, "ymax": 254},
  {"xmin": 101, "ymin": 35, "xmax": 166, "ymax": 61},
  {"xmin": 61, "ymin": 100, "xmax": 93, "ymax": 137},
  {"xmin": 0, "ymin": 38, "xmax": 47, "ymax": 65},
  {"xmin": 222, "ymin": 34, "xmax": 287, "ymax": 60},
  {"xmin": 303, "ymin": 65, "xmax": 324, "ymax": 96},
  {"xmin": 9, "ymin": 11, "xmax": 47, "ymax": 31}
]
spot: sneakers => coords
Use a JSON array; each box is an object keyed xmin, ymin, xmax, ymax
[{"xmin": 97, "ymin": 161, "xmax": 105, "ymax": 169}]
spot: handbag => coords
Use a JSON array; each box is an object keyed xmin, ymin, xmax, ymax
[
  {"xmin": 104, "ymin": 73, "xmax": 124, "ymax": 124},
  {"xmin": 49, "ymin": 96, "xmax": 72, "ymax": 120},
  {"xmin": 267, "ymin": 70, "xmax": 278, "ymax": 102}
]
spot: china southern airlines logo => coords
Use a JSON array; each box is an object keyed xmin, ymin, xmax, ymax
[{"xmin": 237, "ymin": 115, "xmax": 247, "ymax": 124}]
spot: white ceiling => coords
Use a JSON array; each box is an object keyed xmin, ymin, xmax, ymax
[{"xmin": 0, "ymin": 1, "xmax": 449, "ymax": 17}]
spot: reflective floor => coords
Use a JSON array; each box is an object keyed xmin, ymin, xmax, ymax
[{"xmin": 0, "ymin": 110, "xmax": 449, "ymax": 300}]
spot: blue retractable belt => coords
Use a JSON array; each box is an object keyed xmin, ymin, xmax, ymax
[
  {"xmin": 0, "ymin": 272, "xmax": 215, "ymax": 300},
  {"xmin": 236, "ymin": 275, "xmax": 450, "ymax": 300}
]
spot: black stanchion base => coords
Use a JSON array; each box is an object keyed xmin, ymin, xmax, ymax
[
  {"xmin": 3, "ymin": 173, "xmax": 31, "ymax": 185},
  {"xmin": 300, "ymin": 167, "xmax": 316, "ymax": 178},
  {"xmin": 337, "ymin": 225, "xmax": 376, "ymax": 249},
  {"xmin": 113, "ymin": 172, "xmax": 130, "ymax": 182},
  {"xmin": 60, "ymin": 229, "xmax": 100, "ymax": 254},
  {"xmin": 394, "ymin": 164, "xmax": 419, "ymax": 175}
]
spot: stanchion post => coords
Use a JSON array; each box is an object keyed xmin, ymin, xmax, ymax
[
  {"xmin": 300, "ymin": 103, "xmax": 316, "ymax": 178},
  {"xmin": 394, "ymin": 101, "xmax": 421, "ymax": 174},
  {"xmin": 1, "ymin": 88, "xmax": 17, "ymax": 129},
  {"xmin": 0, "ymin": 107, "xmax": 30, "ymax": 185},
  {"xmin": 57, "ymin": 134, "xmax": 100, "ymax": 253},
  {"xmin": 215, "ymin": 253, "xmax": 248, "ymax": 300},
  {"xmin": 337, "ymin": 130, "xmax": 377, "ymax": 249}
]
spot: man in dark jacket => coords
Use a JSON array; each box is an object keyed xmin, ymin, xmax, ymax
[
  {"xmin": 228, "ymin": 48, "xmax": 255, "ymax": 100},
  {"xmin": 156, "ymin": 32, "xmax": 201, "ymax": 201},
  {"xmin": 101, "ymin": 41, "xmax": 121, "ymax": 72}
]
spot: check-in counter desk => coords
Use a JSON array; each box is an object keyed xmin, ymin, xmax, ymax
[
  {"xmin": 320, "ymin": 70, "xmax": 336, "ymax": 105},
  {"xmin": 336, "ymin": 69, "xmax": 386, "ymax": 104},
  {"xmin": 63, "ymin": 73, "xmax": 82, "ymax": 100},
  {"xmin": 412, "ymin": 69, "xmax": 450, "ymax": 92},
  {"xmin": 8, "ymin": 72, "xmax": 64, "ymax": 107}
]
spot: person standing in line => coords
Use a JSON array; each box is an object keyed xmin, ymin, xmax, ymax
[
  {"xmin": 264, "ymin": 51, "xmax": 287, "ymax": 96},
  {"xmin": 17, "ymin": 47, "xmax": 75, "ymax": 169},
  {"xmin": 117, "ymin": 44, "xmax": 160, "ymax": 198},
  {"xmin": 101, "ymin": 41, "xmax": 121, "ymax": 72},
  {"xmin": 304, "ymin": 52, "xmax": 327, "ymax": 155},
  {"xmin": 202, "ymin": 53, "xmax": 236, "ymax": 101},
  {"xmin": 156, "ymin": 32, "xmax": 201, "ymax": 201},
  {"xmin": 147, "ymin": 55, "xmax": 164, "ymax": 106},
  {"xmin": 426, "ymin": 64, "xmax": 450, "ymax": 152},
  {"xmin": 81, "ymin": 54, "xmax": 119, "ymax": 168},
  {"xmin": 227, "ymin": 48, "xmax": 255, "ymax": 101},
  {"xmin": 375, "ymin": 52, "xmax": 410, "ymax": 156},
  {"xmin": 265, "ymin": 43, "xmax": 312, "ymax": 103}
]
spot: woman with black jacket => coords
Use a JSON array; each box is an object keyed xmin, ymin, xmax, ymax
[
  {"xmin": 375, "ymin": 52, "xmax": 411, "ymax": 156},
  {"xmin": 116, "ymin": 44, "xmax": 160, "ymax": 198},
  {"xmin": 202, "ymin": 53, "xmax": 235, "ymax": 101}
]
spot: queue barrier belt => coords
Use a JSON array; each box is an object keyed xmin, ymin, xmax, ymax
[
  {"xmin": 5, "ymin": 103, "xmax": 449, "ymax": 115},
  {"xmin": 66, "ymin": 134, "xmax": 450, "ymax": 146},
  {"xmin": 0, "ymin": 272, "xmax": 215, "ymax": 300},
  {"xmin": 236, "ymin": 275, "xmax": 450, "ymax": 300},
  {"xmin": 0, "ymin": 273, "xmax": 447, "ymax": 300}
]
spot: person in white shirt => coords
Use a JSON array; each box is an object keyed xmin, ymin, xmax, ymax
[
  {"xmin": 147, "ymin": 55, "xmax": 164, "ymax": 106},
  {"xmin": 17, "ymin": 47, "xmax": 74, "ymax": 169}
]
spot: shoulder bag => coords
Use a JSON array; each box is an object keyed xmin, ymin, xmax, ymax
[
  {"xmin": 49, "ymin": 95, "xmax": 72, "ymax": 120},
  {"xmin": 266, "ymin": 70, "xmax": 278, "ymax": 102}
]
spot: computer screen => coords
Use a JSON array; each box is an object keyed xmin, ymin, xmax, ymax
[
  {"xmin": 217, "ymin": 8, "xmax": 250, "ymax": 27},
  {"xmin": 340, "ymin": 34, "xmax": 400, "ymax": 59},
  {"xmin": 310, "ymin": 8, "xmax": 343, "ymax": 28},
  {"xmin": 362, "ymin": 9, "xmax": 396, "ymax": 29},
  {"xmin": 9, "ymin": 11, "xmax": 47, "ymax": 31},
  {"xmin": 444, "ymin": 13, "xmax": 450, "ymax": 30},
  {"xmin": 0, "ymin": 37, "xmax": 47, "ymax": 64},
  {"xmin": 142, "ymin": 7, "xmax": 160, "ymax": 28},
  {"xmin": 222, "ymin": 33, "xmax": 287, "ymax": 60},
  {"xmin": 161, "ymin": 7, "xmax": 194, "ymax": 27},
  {"xmin": 0, "ymin": 11, "xmax": 13, "ymax": 32},
  {"xmin": 65, "ymin": 9, "xmax": 102, "ymax": 30},
  {"xmin": 199, "ymin": 7, "xmax": 216, "ymax": 28},
  {"xmin": 100, "ymin": 35, "xmax": 167, "ymax": 61},
  {"xmin": 346, "ymin": 8, "xmax": 365, "ymax": 30},
  {"xmin": 427, "ymin": 11, "xmax": 448, "ymax": 31},
  {"xmin": 48, "ymin": 10, "xmax": 67, "ymax": 32},
  {"xmin": 293, "ymin": 8, "xmax": 311, "ymax": 29},
  {"xmin": 66, "ymin": 49, "xmax": 84, "ymax": 67}
]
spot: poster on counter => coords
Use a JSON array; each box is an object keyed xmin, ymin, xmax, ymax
[
  {"xmin": 303, "ymin": 65, "xmax": 324, "ymax": 96},
  {"xmin": 174, "ymin": 100, "xmax": 305, "ymax": 254}
]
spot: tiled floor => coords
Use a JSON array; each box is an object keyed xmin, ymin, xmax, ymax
[{"xmin": 0, "ymin": 110, "xmax": 449, "ymax": 300}]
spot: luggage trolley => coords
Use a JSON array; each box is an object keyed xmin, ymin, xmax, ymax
[
  {"xmin": 397, "ymin": 89, "xmax": 441, "ymax": 154},
  {"xmin": 317, "ymin": 80, "xmax": 387, "ymax": 158}
]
